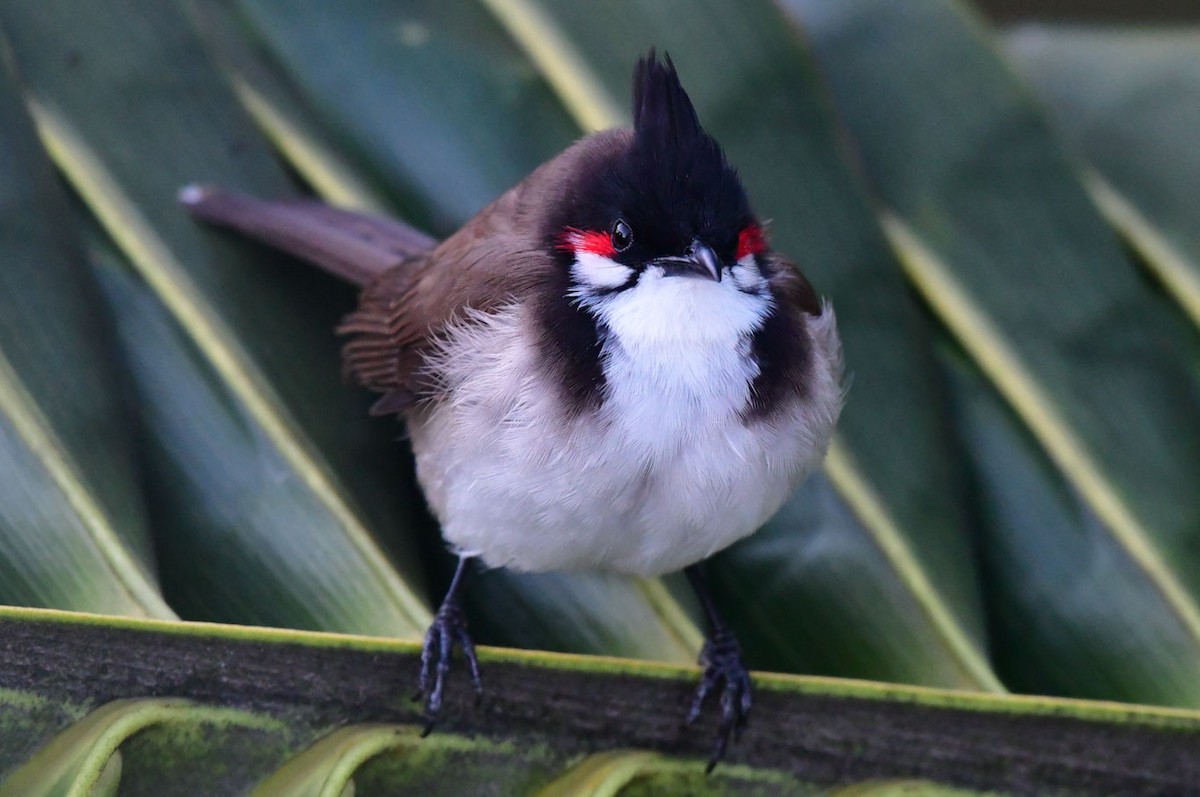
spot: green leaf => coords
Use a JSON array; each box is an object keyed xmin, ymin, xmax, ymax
[
  {"xmin": 468, "ymin": 571, "xmax": 700, "ymax": 661},
  {"xmin": 534, "ymin": 750, "xmax": 821, "ymax": 797},
  {"xmin": 186, "ymin": 0, "xmax": 397, "ymax": 215},
  {"xmin": 252, "ymin": 724, "xmax": 571, "ymax": 797},
  {"xmin": 84, "ymin": 230, "xmax": 422, "ymax": 634},
  {"xmin": 0, "ymin": 698, "xmax": 286, "ymax": 797},
  {"xmin": 1006, "ymin": 27, "xmax": 1200, "ymax": 327},
  {"xmin": 249, "ymin": 725, "xmax": 413, "ymax": 797},
  {"xmin": 0, "ymin": 51, "xmax": 169, "ymax": 618},
  {"xmin": 228, "ymin": 0, "xmax": 581, "ymax": 236},
  {"xmin": 785, "ymin": 0, "xmax": 1200, "ymax": 653},
  {"xmin": 713, "ymin": 474, "xmax": 985, "ymax": 687},
  {"xmin": 532, "ymin": 751, "xmax": 660, "ymax": 797},
  {"xmin": 475, "ymin": 0, "xmax": 996, "ymax": 688},
  {"xmin": 944, "ymin": 348, "xmax": 1200, "ymax": 706},
  {"xmin": 336, "ymin": 728, "xmax": 563, "ymax": 797},
  {"xmin": 0, "ymin": 0, "xmax": 431, "ymax": 635}
]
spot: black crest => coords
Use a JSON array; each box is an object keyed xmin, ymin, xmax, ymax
[
  {"xmin": 632, "ymin": 50, "xmax": 710, "ymax": 159},
  {"xmin": 624, "ymin": 51, "xmax": 753, "ymax": 262}
]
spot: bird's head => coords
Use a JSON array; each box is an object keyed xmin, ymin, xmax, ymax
[{"xmin": 546, "ymin": 52, "xmax": 773, "ymax": 330}]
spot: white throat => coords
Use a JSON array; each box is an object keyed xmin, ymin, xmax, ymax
[{"xmin": 575, "ymin": 261, "xmax": 773, "ymax": 441}]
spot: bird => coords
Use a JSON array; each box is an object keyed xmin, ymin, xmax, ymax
[{"xmin": 182, "ymin": 51, "xmax": 843, "ymax": 769}]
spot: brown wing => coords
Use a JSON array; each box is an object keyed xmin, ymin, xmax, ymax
[
  {"xmin": 338, "ymin": 129, "xmax": 633, "ymax": 415},
  {"xmin": 338, "ymin": 182, "xmax": 557, "ymax": 415},
  {"xmin": 764, "ymin": 251, "xmax": 821, "ymax": 318}
]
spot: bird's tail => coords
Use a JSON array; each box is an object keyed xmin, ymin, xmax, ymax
[{"xmin": 179, "ymin": 185, "xmax": 437, "ymax": 287}]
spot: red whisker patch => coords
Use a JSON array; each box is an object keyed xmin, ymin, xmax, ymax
[
  {"xmin": 737, "ymin": 225, "xmax": 767, "ymax": 260},
  {"xmin": 557, "ymin": 227, "xmax": 615, "ymax": 258}
]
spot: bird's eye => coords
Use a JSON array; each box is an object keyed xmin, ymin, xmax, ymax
[{"xmin": 610, "ymin": 219, "xmax": 633, "ymax": 252}]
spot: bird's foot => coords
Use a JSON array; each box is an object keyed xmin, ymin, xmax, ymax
[
  {"xmin": 414, "ymin": 597, "xmax": 482, "ymax": 733},
  {"xmin": 686, "ymin": 626, "xmax": 752, "ymax": 772}
]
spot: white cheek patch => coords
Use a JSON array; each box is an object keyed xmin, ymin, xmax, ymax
[
  {"xmin": 731, "ymin": 255, "xmax": 768, "ymax": 293},
  {"xmin": 570, "ymin": 252, "xmax": 634, "ymax": 294}
]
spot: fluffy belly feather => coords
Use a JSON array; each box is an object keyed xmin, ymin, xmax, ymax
[{"xmin": 409, "ymin": 297, "xmax": 841, "ymax": 576}]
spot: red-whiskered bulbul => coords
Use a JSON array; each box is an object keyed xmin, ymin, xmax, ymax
[{"xmin": 182, "ymin": 52, "xmax": 843, "ymax": 768}]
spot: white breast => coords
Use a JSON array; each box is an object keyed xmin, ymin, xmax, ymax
[{"xmin": 409, "ymin": 270, "xmax": 842, "ymax": 576}]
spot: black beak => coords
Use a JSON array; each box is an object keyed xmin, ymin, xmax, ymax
[{"xmin": 659, "ymin": 240, "xmax": 722, "ymax": 281}]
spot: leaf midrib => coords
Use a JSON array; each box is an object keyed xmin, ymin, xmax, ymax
[
  {"xmin": 0, "ymin": 350, "xmax": 174, "ymax": 619},
  {"xmin": 29, "ymin": 98, "xmax": 432, "ymax": 633},
  {"xmin": 884, "ymin": 212, "xmax": 1200, "ymax": 647}
]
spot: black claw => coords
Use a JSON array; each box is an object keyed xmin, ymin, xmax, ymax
[
  {"xmin": 415, "ymin": 632, "xmax": 433, "ymax": 702},
  {"xmin": 688, "ymin": 625, "xmax": 753, "ymax": 773},
  {"xmin": 457, "ymin": 627, "xmax": 483, "ymax": 703},
  {"xmin": 413, "ymin": 557, "xmax": 481, "ymax": 728}
]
